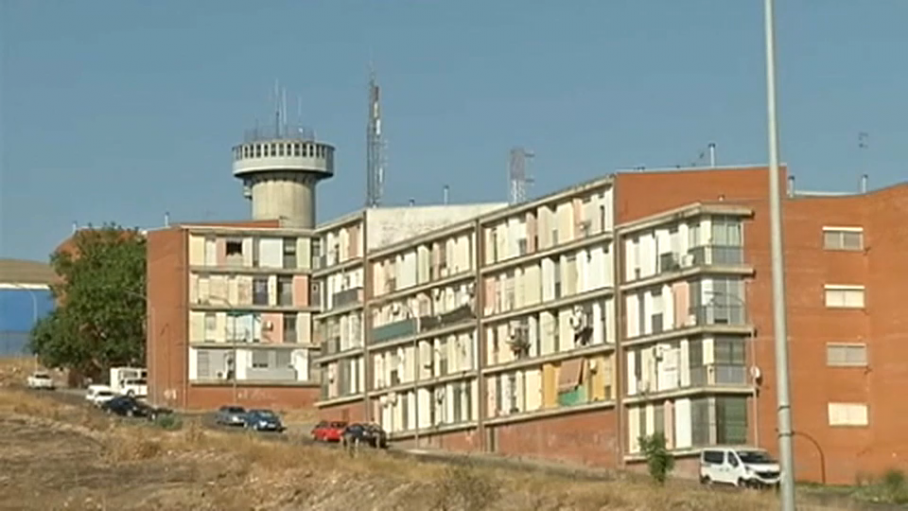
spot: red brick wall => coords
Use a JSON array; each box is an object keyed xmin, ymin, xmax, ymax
[
  {"xmin": 146, "ymin": 228, "xmax": 189, "ymax": 409},
  {"xmin": 318, "ymin": 401, "xmax": 368, "ymax": 423},
  {"xmin": 184, "ymin": 385, "xmax": 319, "ymax": 411},
  {"xmin": 490, "ymin": 409, "xmax": 620, "ymax": 468}
]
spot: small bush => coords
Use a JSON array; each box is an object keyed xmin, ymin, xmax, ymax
[
  {"xmin": 881, "ymin": 468, "xmax": 908, "ymax": 504},
  {"xmin": 638, "ymin": 433, "xmax": 674, "ymax": 485},
  {"xmin": 154, "ymin": 413, "xmax": 182, "ymax": 431},
  {"xmin": 432, "ymin": 463, "xmax": 500, "ymax": 511}
]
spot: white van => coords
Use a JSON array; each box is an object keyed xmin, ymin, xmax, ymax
[{"xmin": 699, "ymin": 447, "xmax": 781, "ymax": 488}]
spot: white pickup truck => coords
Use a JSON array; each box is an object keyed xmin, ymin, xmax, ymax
[{"xmin": 26, "ymin": 372, "xmax": 55, "ymax": 390}]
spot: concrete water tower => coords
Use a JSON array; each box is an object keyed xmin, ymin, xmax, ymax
[{"xmin": 232, "ymin": 122, "xmax": 335, "ymax": 228}]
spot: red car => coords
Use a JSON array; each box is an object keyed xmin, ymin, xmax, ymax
[{"xmin": 311, "ymin": 420, "xmax": 348, "ymax": 442}]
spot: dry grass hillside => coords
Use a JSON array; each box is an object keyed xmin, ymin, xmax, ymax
[{"xmin": 0, "ymin": 388, "xmax": 864, "ymax": 511}]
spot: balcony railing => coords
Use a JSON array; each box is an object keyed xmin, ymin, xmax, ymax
[
  {"xmin": 332, "ymin": 287, "xmax": 363, "ymax": 309},
  {"xmin": 689, "ymin": 364, "xmax": 748, "ymax": 387},
  {"xmin": 372, "ymin": 318, "xmax": 418, "ymax": 344},
  {"xmin": 689, "ymin": 304, "xmax": 747, "ymax": 326},
  {"xmin": 688, "ymin": 245, "xmax": 744, "ymax": 266},
  {"xmin": 324, "ymin": 337, "xmax": 340, "ymax": 354}
]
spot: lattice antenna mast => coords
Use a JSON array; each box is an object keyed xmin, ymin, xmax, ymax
[
  {"xmin": 366, "ymin": 68, "xmax": 385, "ymax": 208},
  {"xmin": 508, "ymin": 147, "xmax": 535, "ymax": 204}
]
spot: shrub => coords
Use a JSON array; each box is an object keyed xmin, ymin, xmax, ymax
[
  {"xmin": 432, "ymin": 462, "xmax": 500, "ymax": 511},
  {"xmin": 154, "ymin": 413, "xmax": 182, "ymax": 431},
  {"xmin": 881, "ymin": 468, "xmax": 908, "ymax": 504},
  {"xmin": 638, "ymin": 433, "xmax": 674, "ymax": 485}
]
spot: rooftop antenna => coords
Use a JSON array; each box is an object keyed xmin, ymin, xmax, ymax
[
  {"xmin": 273, "ymin": 79, "xmax": 281, "ymax": 138},
  {"xmin": 858, "ymin": 132, "xmax": 869, "ymax": 193},
  {"xmin": 508, "ymin": 147, "xmax": 535, "ymax": 204},
  {"xmin": 366, "ymin": 65, "xmax": 385, "ymax": 208}
]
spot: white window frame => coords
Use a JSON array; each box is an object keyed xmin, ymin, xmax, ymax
[
  {"xmin": 824, "ymin": 284, "xmax": 865, "ymax": 309},
  {"xmin": 826, "ymin": 343, "xmax": 868, "ymax": 367},
  {"xmin": 827, "ymin": 402, "xmax": 869, "ymax": 427},
  {"xmin": 822, "ymin": 226, "xmax": 864, "ymax": 251}
]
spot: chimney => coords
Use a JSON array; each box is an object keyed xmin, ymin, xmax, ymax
[
  {"xmin": 408, "ymin": 198, "xmax": 416, "ymax": 207},
  {"xmin": 443, "ymin": 185, "xmax": 450, "ymax": 205},
  {"xmin": 708, "ymin": 143, "xmax": 717, "ymax": 168},
  {"xmin": 787, "ymin": 176, "xmax": 795, "ymax": 198},
  {"xmin": 164, "ymin": 212, "xmax": 170, "ymax": 227},
  {"xmin": 860, "ymin": 174, "xmax": 868, "ymax": 194}
]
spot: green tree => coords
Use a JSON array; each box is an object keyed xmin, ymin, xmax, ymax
[
  {"xmin": 30, "ymin": 224, "xmax": 146, "ymax": 381},
  {"xmin": 638, "ymin": 432, "xmax": 674, "ymax": 485}
]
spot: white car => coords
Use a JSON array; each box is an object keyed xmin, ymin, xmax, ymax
[
  {"xmin": 119, "ymin": 378, "xmax": 147, "ymax": 398},
  {"xmin": 85, "ymin": 385, "xmax": 117, "ymax": 407},
  {"xmin": 26, "ymin": 372, "xmax": 55, "ymax": 390},
  {"xmin": 699, "ymin": 447, "xmax": 781, "ymax": 488}
]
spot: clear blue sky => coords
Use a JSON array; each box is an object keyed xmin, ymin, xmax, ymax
[{"xmin": 1, "ymin": 1, "xmax": 906, "ymax": 262}]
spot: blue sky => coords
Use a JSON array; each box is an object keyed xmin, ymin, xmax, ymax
[{"xmin": 1, "ymin": 1, "xmax": 906, "ymax": 262}]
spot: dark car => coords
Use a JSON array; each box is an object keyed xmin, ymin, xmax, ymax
[
  {"xmin": 101, "ymin": 395, "xmax": 160, "ymax": 420},
  {"xmin": 342, "ymin": 422, "xmax": 389, "ymax": 449},
  {"xmin": 243, "ymin": 409, "xmax": 285, "ymax": 432},
  {"xmin": 214, "ymin": 405, "xmax": 247, "ymax": 426},
  {"xmin": 312, "ymin": 421, "xmax": 348, "ymax": 442}
]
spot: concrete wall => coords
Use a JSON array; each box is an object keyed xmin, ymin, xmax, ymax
[{"xmin": 366, "ymin": 203, "xmax": 507, "ymax": 251}]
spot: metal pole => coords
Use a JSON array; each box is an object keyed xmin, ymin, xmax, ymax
[{"xmin": 763, "ymin": 0, "xmax": 796, "ymax": 508}]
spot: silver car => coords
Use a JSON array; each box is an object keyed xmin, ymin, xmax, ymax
[{"xmin": 214, "ymin": 405, "xmax": 247, "ymax": 426}]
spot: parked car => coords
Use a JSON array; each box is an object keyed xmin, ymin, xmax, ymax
[
  {"xmin": 311, "ymin": 421, "xmax": 348, "ymax": 442},
  {"xmin": 86, "ymin": 385, "xmax": 113, "ymax": 404},
  {"xmin": 119, "ymin": 377, "xmax": 147, "ymax": 398},
  {"xmin": 699, "ymin": 447, "xmax": 781, "ymax": 488},
  {"xmin": 214, "ymin": 405, "xmax": 247, "ymax": 426},
  {"xmin": 88, "ymin": 388, "xmax": 117, "ymax": 407},
  {"xmin": 243, "ymin": 409, "xmax": 285, "ymax": 432},
  {"xmin": 101, "ymin": 395, "xmax": 161, "ymax": 420},
  {"xmin": 26, "ymin": 372, "xmax": 55, "ymax": 390},
  {"xmin": 341, "ymin": 422, "xmax": 389, "ymax": 449}
]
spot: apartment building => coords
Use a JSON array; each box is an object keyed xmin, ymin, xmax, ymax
[
  {"xmin": 146, "ymin": 220, "xmax": 322, "ymax": 410},
  {"xmin": 313, "ymin": 164, "xmax": 906, "ymax": 485},
  {"xmin": 313, "ymin": 203, "xmax": 506, "ymax": 421},
  {"xmin": 611, "ymin": 167, "xmax": 908, "ymax": 484}
]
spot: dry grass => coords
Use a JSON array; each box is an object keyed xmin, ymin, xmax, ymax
[{"xmin": 0, "ymin": 387, "xmax": 872, "ymax": 511}]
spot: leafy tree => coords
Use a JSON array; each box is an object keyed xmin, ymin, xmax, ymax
[
  {"xmin": 30, "ymin": 224, "xmax": 146, "ymax": 381},
  {"xmin": 638, "ymin": 432, "xmax": 674, "ymax": 485}
]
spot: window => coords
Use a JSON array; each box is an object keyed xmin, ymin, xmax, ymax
[
  {"xmin": 691, "ymin": 398, "xmax": 710, "ymax": 446},
  {"xmin": 225, "ymin": 240, "xmax": 243, "ymax": 256},
  {"xmin": 275, "ymin": 350, "xmax": 292, "ymax": 368},
  {"xmin": 711, "ymin": 216, "xmax": 743, "ymax": 246},
  {"xmin": 823, "ymin": 228, "xmax": 863, "ymax": 251},
  {"xmin": 716, "ymin": 396, "xmax": 748, "ymax": 444},
  {"xmin": 654, "ymin": 403, "xmax": 665, "ymax": 435},
  {"xmin": 828, "ymin": 402, "xmax": 869, "ymax": 427},
  {"xmin": 253, "ymin": 277, "xmax": 269, "ymax": 305},
  {"xmin": 826, "ymin": 343, "xmax": 867, "ymax": 367},
  {"xmin": 283, "ymin": 313, "xmax": 298, "ymax": 343},
  {"xmin": 277, "ymin": 276, "xmax": 294, "ymax": 306},
  {"xmin": 714, "ymin": 337, "xmax": 746, "ymax": 365},
  {"xmin": 282, "ymin": 237, "xmax": 297, "ymax": 269},
  {"xmin": 824, "ymin": 285, "xmax": 865, "ymax": 308}
]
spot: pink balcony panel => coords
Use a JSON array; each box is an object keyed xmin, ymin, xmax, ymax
[
  {"xmin": 672, "ymin": 281, "xmax": 690, "ymax": 328},
  {"xmin": 261, "ymin": 313, "xmax": 283, "ymax": 344},
  {"xmin": 525, "ymin": 212, "xmax": 537, "ymax": 253},
  {"xmin": 293, "ymin": 275, "xmax": 310, "ymax": 307}
]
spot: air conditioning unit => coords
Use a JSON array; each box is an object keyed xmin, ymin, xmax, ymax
[
  {"xmin": 432, "ymin": 288, "xmax": 442, "ymax": 299},
  {"xmin": 579, "ymin": 220, "xmax": 592, "ymax": 237},
  {"xmin": 435, "ymin": 388, "xmax": 445, "ymax": 403},
  {"xmin": 569, "ymin": 305, "xmax": 589, "ymax": 331},
  {"xmin": 638, "ymin": 379, "xmax": 651, "ymax": 394}
]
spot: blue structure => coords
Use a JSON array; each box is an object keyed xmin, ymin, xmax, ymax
[{"xmin": 0, "ymin": 259, "xmax": 57, "ymax": 356}]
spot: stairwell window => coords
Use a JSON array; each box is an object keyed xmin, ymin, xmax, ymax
[
  {"xmin": 826, "ymin": 343, "xmax": 868, "ymax": 367},
  {"xmin": 824, "ymin": 285, "xmax": 865, "ymax": 309},
  {"xmin": 828, "ymin": 402, "xmax": 869, "ymax": 427},
  {"xmin": 823, "ymin": 227, "xmax": 864, "ymax": 251}
]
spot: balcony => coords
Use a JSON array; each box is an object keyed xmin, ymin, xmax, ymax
[
  {"xmin": 372, "ymin": 318, "xmax": 418, "ymax": 344},
  {"xmin": 690, "ymin": 304, "xmax": 746, "ymax": 326},
  {"xmin": 689, "ymin": 364, "xmax": 748, "ymax": 387},
  {"xmin": 332, "ymin": 287, "xmax": 364, "ymax": 309},
  {"xmin": 246, "ymin": 367, "xmax": 297, "ymax": 382},
  {"xmin": 688, "ymin": 245, "xmax": 744, "ymax": 266}
]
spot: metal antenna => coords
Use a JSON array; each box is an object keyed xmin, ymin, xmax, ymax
[
  {"xmin": 858, "ymin": 132, "xmax": 869, "ymax": 192},
  {"xmin": 274, "ymin": 79, "xmax": 281, "ymax": 138},
  {"xmin": 281, "ymin": 87, "xmax": 288, "ymax": 136},
  {"xmin": 508, "ymin": 147, "xmax": 535, "ymax": 204},
  {"xmin": 366, "ymin": 67, "xmax": 385, "ymax": 208}
]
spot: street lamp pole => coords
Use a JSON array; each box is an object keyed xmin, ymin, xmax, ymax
[{"xmin": 763, "ymin": 0, "xmax": 797, "ymax": 508}]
